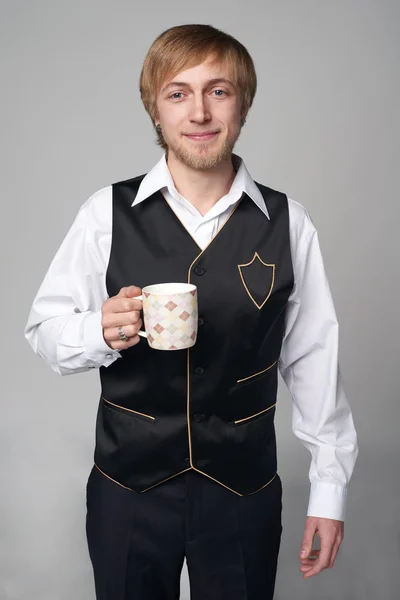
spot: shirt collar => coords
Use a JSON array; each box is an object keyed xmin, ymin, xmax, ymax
[{"xmin": 132, "ymin": 152, "xmax": 270, "ymax": 219}]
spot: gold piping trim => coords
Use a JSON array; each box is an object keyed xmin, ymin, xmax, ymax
[
  {"xmin": 187, "ymin": 200, "xmax": 242, "ymax": 280},
  {"xmin": 141, "ymin": 468, "xmax": 192, "ymax": 492},
  {"xmin": 234, "ymin": 402, "xmax": 276, "ymax": 425},
  {"xmin": 94, "ymin": 463, "xmax": 137, "ymax": 491},
  {"xmin": 247, "ymin": 472, "xmax": 277, "ymax": 495},
  {"xmin": 191, "ymin": 466, "xmax": 243, "ymax": 496},
  {"xmin": 185, "ymin": 199, "xmax": 244, "ymax": 472},
  {"xmin": 236, "ymin": 359, "xmax": 278, "ymax": 383},
  {"xmin": 94, "ymin": 463, "xmax": 193, "ymax": 493},
  {"xmin": 191, "ymin": 467, "xmax": 278, "ymax": 496},
  {"xmin": 186, "ymin": 348, "xmax": 193, "ymax": 465},
  {"xmin": 102, "ymin": 396, "xmax": 155, "ymax": 421},
  {"xmin": 161, "ymin": 193, "xmax": 203, "ymax": 251},
  {"xmin": 95, "ymin": 462, "xmax": 276, "ymax": 497},
  {"xmin": 238, "ymin": 251, "xmax": 275, "ymax": 309}
]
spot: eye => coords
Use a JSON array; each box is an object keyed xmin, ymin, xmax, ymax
[
  {"xmin": 212, "ymin": 89, "xmax": 227, "ymax": 97},
  {"xmin": 170, "ymin": 92, "xmax": 184, "ymax": 100}
]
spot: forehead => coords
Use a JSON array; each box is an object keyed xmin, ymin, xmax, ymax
[{"xmin": 161, "ymin": 56, "xmax": 236, "ymax": 90}]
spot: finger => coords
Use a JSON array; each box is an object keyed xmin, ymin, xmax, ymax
[
  {"xmin": 300, "ymin": 519, "xmax": 317, "ymax": 561},
  {"xmin": 104, "ymin": 322, "xmax": 143, "ymax": 343},
  {"xmin": 103, "ymin": 296, "xmax": 143, "ymax": 315},
  {"xmin": 300, "ymin": 550, "xmax": 320, "ymax": 571},
  {"xmin": 300, "ymin": 549, "xmax": 320, "ymax": 565},
  {"xmin": 117, "ymin": 285, "xmax": 142, "ymax": 298},
  {"xmin": 102, "ymin": 310, "xmax": 141, "ymax": 329},
  {"xmin": 303, "ymin": 541, "xmax": 333, "ymax": 579},
  {"xmin": 300, "ymin": 560, "xmax": 318, "ymax": 570},
  {"xmin": 328, "ymin": 540, "xmax": 342, "ymax": 568},
  {"xmin": 107, "ymin": 334, "xmax": 141, "ymax": 350},
  {"xmin": 300, "ymin": 564, "xmax": 316, "ymax": 572},
  {"xmin": 125, "ymin": 286, "xmax": 143, "ymax": 298}
]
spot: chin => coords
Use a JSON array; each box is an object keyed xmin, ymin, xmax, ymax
[
  {"xmin": 174, "ymin": 138, "xmax": 232, "ymax": 169},
  {"xmin": 182, "ymin": 151, "xmax": 225, "ymax": 170}
]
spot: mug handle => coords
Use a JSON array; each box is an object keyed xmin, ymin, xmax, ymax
[{"xmin": 135, "ymin": 294, "xmax": 147, "ymax": 338}]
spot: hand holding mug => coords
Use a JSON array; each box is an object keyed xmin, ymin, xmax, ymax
[
  {"xmin": 102, "ymin": 286, "xmax": 143, "ymax": 350},
  {"xmin": 102, "ymin": 283, "xmax": 198, "ymax": 351}
]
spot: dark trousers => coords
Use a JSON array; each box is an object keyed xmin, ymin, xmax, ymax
[{"xmin": 86, "ymin": 465, "xmax": 283, "ymax": 600}]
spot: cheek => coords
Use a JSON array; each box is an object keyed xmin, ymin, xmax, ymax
[
  {"xmin": 159, "ymin": 120, "xmax": 178, "ymax": 141},
  {"xmin": 215, "ymin": 104, "xmax": 241, "ymax": 127},
  {"xmin": 226, "ymin": 114, "xmax": 242, "ymax": 135},
  {"xmin": 163, "ymin": 110, "xmax": 186, "ymax": 132}
]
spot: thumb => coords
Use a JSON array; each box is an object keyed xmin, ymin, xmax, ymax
[
  {"xmin": 300, "ymin": 521, "xmax": 316, "ymax": 559},
  {"xmin": 117, "ymin": 285, "xmax": 142, "ymax": 298}
]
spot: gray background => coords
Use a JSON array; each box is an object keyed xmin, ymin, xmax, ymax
[{"xmin": 1, "ymin": 0, "xmax": 399, "ymax": 598}]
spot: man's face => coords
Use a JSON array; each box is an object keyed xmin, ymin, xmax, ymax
[{"xmin": 155, "ymin": 57, "xmax": 244, "ymax": 170}]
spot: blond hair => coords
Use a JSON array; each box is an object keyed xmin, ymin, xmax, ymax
[{"xmin": 139, "ymin": 24, "xmax": 257, "ymax": 147}]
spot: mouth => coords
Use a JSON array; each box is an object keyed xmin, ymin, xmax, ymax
[{"xmin": 183, "ymin": 131, "xmax": 219, "ymax": 142}]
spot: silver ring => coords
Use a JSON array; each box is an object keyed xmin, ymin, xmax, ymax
[{"xmin": 118, "ymin": 326, "xmax": 129, "ymax": 342}]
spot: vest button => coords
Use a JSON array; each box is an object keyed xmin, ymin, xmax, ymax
[
  {"xmin": 197, "ymin": 459, "xmax": 207, "ymax": 468},
  {"xmin": 193, "ymin": 413, "xmax": 204, "ymax": 422},
  {"xmin": 194, "ymin": 367, "xmax": 205, "ymax": 375},
  {"xmin": 184, "ymin": 458, "xmax": 190, "ymax": 466},
  {"xmin": 198, "ymin": 317, "xmax": 204, "ymax": 326},
  {"xmin": 194, "ymin": 265, "xmax": 206, "ymax": 276}
]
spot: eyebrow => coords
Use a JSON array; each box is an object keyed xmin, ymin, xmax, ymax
[{"xmin": 162, "ymin": 78, "xmax": 236, "ymax": 92}]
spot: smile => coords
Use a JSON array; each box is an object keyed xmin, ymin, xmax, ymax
[{"xmin": 183, "ymin": 132, "xmax": 219, "ymax": 142}]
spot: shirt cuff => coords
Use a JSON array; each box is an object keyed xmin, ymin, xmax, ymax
[
  {"xmin": 307, "ymin": 482, "xmax": 348, "ymax": 521},
  {"xmin": 83, "ymin": 310, "xmax": 121, "ymax": 368}
]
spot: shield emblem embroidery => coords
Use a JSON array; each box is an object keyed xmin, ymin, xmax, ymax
[{"xmin": 238, "ymin": 252, "xmax": 275, "ymax": 309}]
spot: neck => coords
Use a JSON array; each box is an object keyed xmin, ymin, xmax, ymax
[{"xmin": 166, "ymin": 152, "xmax": 236, "ymax": 216}]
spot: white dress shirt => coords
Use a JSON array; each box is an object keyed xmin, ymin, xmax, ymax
[{"xmin": 24, "ymin": 153, "xmax": 358, "ymax": 521}]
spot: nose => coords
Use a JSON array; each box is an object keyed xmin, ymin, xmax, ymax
[{"xmin": 188, "ymin": 94, "xmax": 211, "ymax": 124}]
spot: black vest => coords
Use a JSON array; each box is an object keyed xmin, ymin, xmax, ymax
[{"xmin": 94, "ymin": 175, "xmax": 294, "ymax": 495}]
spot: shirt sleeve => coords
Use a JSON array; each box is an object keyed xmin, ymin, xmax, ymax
[
  {"xmin": 24, "ymin": 189, "xmax": 121, "ymax": 375},
  {"xmin": 279, "ymin": 201, "xmax": 358, "ymax": 521}
]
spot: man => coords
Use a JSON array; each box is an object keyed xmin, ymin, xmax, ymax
[{"xmin": 24, "ymin": 24, "xmax": 358, "ymax": 600}]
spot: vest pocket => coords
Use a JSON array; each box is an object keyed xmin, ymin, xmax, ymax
[
  {"xmin": 236, "ymin": 359, "xmax": 278, "ymax": 385},
  {"xmin": 229, "ymin": 359, "xmax": 278, "ymax": 426},
  {"xmin": 233, "ymin": 402, "xmax": 276, "ymax": 426},
  {"xmin": 101, "ymin": 397, "xmax": 156, "ymax": 423}
]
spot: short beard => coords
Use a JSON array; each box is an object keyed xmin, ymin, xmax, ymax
[{"xmin": 169, "ymin": 136, "xmax": 236, "ymax": 170}]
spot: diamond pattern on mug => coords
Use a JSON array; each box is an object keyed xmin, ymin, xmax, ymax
[
  {"xmin": 148, "ymin": 333, "xmax": 154, "ymax": 344},
  {"xmin": 153, "ymin": 299, "xmax": 163, "ymax": 310},
  {"xmin": 143, "ymin": 290, "xmax": 197, "ymax": 350},
  {"xmin": 165, "ymin": 301, "xmax": 178, "ymax": 311}
]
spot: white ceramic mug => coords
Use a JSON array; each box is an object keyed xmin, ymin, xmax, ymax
[{"xmin": 136, "ymin": 282, "xmax": 198, "ymax": 350}]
